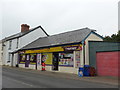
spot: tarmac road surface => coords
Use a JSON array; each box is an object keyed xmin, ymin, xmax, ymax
[{"xmin": 2, "ymin": 66, "xmax": 118, "ymax": 88}]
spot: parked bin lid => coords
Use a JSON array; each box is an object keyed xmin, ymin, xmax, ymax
[
  {"xmin": 79, "ymin": 67, "xmax": 84, "ymax": 71},
  {"xmin": 84, "ymin": 65, "xmax": 90, "ymax": 67}
]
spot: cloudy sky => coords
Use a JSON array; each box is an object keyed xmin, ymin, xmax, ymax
[{"xmin": 0, "ymin": 0, "xmax": 119, "ymax": 39}]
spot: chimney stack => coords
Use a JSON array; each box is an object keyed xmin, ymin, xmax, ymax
[{"xmin": 21, "ymin": 24, "xmax": 30, "ymax": 32}]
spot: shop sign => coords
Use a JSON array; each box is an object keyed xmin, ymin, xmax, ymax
[
  {"xmin": 25, "ymin": 44, "xmax": 82, "ymax": 54},
  {"xmin": 64, "ymin": 46, "xmax": 79, "ymax": 51},
  {"xmin": 25, "ymin": 47, "xmax": 64, "ymax": 53}
]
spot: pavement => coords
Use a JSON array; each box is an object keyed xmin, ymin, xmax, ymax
[{"xmin": 2, "ymin": 66, "xmax": 119, "ymax": 87}]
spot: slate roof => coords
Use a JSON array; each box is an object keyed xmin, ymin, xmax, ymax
[
  {"xmin": 21, "ymin": 27, "xmax": 101, "ymax": 50},
  {"xmin": 2, "ymin": 26, "xmax": 49, "ymax": 42}
]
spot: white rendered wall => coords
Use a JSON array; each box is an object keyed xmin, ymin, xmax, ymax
[
  {"xmin": 37, "ymin": 65, "xmax": 42, "ymax": 70},
  {"xmin": 2, "ymin": 41, "xmax": 8, "ymax": 65},
  {"xmin": 19, "ymin": 64, "xmax": 25, "ymax": 68},
  {"xmin": 4, "ymin": 39, "xmax": 18, "ymax": 66},
  {"xmin": 84, "ymin": 33, "xmax": 103, "ymax": 65},
  {"xmin": 13, "ymin": 53, "xmax": 18, "ymax": 67},
  {"xmin": 19, "ymin": 28, "xmax": 47, "ymax": 49},
  {"xmin": 59, "ymin": 66, "xmax": 78, "ymax": 74},
  {"xmin": 29, "ymin": 65, "xmax": 36, "ymax": 70},
  {"xmin": 43, "ymin": 66, "xmax": 78, "ymax": 74}
]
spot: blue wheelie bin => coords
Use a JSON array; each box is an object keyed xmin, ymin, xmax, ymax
[
  {"xmin": 78, "ymin": 67, "xmax": 84, "ymax": 77},
  {"xmin": 83, "ymin": 65, "xmax": 90, "ymax": 76}
]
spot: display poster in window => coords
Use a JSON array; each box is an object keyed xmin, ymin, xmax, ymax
[
  {"xmin": 75, "ymin": 51, "xmax": 80, "ymax": 68},
  {"xmin": 30, "ymin": 54, "xmax": 37, "ymax": 64},
  {"xmin": 26, "ymin": 55, "xmax": 29, "ymax": 61},
  {"xmin": 42, "ymin": 53, "xmax": 52, "ymax": 65},
  {"xmin": 59, "ymin": 53, "xmax": 74, "ymax": 66},
  {"xmin": 19, "ymin": 54, "xmax": 25, "ymax": 63},
  {"xmin": 37, "ymin": 54, "xmax": 41, "ymax": 66}
]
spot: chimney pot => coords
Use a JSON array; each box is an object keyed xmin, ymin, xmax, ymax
[{"xmin": 21, "ymin": 24, "xmax": 30, "ymax": 32}]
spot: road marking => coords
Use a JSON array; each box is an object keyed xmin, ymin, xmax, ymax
[{"xmin": 3, "ymin": 76, "xmax": 33, "ymax": 87}]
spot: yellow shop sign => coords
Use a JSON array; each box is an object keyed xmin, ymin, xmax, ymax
[{"xmin": 25, "ymin": 44, "xmax": 82, "ymax": 54}]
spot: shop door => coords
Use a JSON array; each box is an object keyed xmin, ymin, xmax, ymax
[
  {"xmin": 52, "ymin": 53, "xmax": 59, "ymax": 71},
  {"xmin": 25, "ymin": 55, "xmax": 30, "ymax": 67}
]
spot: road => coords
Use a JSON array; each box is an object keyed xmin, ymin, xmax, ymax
[{"xmin": 2, "ymin": 66, "xmax": 118, "ymax": 88}]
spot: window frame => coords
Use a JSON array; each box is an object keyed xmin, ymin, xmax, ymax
[
  {"xmin": 8, "ymin": 40, "xmax": 12, "ymax": 50},
  {"xmin": 16, "ymin": 38, "xmax": 19, "ymax": 49}
]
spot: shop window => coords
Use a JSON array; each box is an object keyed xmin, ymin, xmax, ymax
[
  {"xmin": 30, "ymin": 54, "xmax": 37, "ymax": 64},
  {"xmin": 59, "ymin": 52, "xmax": 74, "ymax": 66},
  {"xmin": 19, "ymin": 54, "xmax": 26, "ymax": 63},
  {"xmin": 42, "ymin": 53, "xmax": 52, "ymax": 65}
]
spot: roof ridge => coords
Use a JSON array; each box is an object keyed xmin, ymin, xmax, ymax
[
  {"xmin": 49, "ymin": 27, "xmax": 92, "ymax": 37},
  {"xmin": 2, "ymin": 25, "xmax": 43, "ymax": 41}
]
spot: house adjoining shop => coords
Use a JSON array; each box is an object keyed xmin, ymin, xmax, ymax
[
  {"xmin": 13, "ymin": 28, "xmax": 103, "ymax": 74},
  {"xmin": 0, "ymin": 24, "xmax": 49, "ymax": 66}
]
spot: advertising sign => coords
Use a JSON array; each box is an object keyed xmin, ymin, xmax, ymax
[
  {"xmin": 75, "ymin": 51, "xmax": 80, "ymax": 68},
  {"xmin": 42, "ymin": 53, "xmax": 52, "ymax": 65},
  {"xmin": 64, "ymin": 46, "xmax": 78, "ymax": 51},
  {"xmin": 37, "ymin": 54, "xmax": 41, "ymax": 66}
]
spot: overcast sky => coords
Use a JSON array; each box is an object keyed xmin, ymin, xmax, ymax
[{"xmin": 0, "ymin": 0, "xmax": 119, "ymax": 39}]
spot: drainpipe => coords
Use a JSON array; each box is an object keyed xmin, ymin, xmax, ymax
[
  {"xmin": 81, "ymin": 41, "xmax": 85, "ymax": 66},
  {"xmin": 11, "ymin": 53, "xmax": 14, "ymax": 67},
  {"xmin": 83, "ymin": 42, "xmax": 85, "ymax": 66}
]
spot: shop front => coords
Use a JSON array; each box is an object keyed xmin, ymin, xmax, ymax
[
  {"xmin": 18, "ymin": 44, "xmax": 82, "ymax": 74},
  {"xmin": 19, "ymin": 53, "xmax": 39, "ymax": 70},
  {"xmin": 52, "ymin": 51, "xmax": 74, "ymax": 71}
]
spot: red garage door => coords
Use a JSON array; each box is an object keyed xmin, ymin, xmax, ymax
[{"xmin": 96, "ymin": 51, "xmax": 119, "ymax": 77}]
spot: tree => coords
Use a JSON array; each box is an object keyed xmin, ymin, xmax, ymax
[
  {"xmin": 104, "ymin": 36, "xmax": 112, "ymax": 41},
  {"xmin": 103, "ymin": 31, "xmax": 120, "ymax": 42}
]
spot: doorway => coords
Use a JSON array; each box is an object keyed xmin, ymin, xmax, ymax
[
  {"xmin": 25, "ymin": 54, "xmax": 30, "ymax": 67},
  {"xmin": 52, "ymin": 52, "xmax": 59, "ymax": 71}
]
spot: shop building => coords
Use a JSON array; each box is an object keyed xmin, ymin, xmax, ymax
[{"xmin": 16, "ymin": 28, "xmax": 103, "ymax": 74}]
